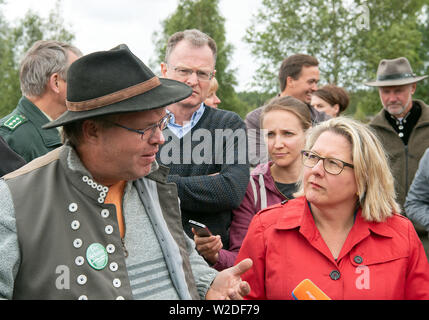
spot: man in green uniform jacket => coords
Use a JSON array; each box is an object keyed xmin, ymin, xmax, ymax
[{"xmin": 0, "ymin": 40, "xmax": 82, "ymax": 162}]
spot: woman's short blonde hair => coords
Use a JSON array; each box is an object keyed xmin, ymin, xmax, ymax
[{"xmin": 296, "ymin": 116, "xmax": 400, "ymax": 222}]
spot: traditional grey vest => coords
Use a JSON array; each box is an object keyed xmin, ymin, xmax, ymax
[{"xmin": 4, "ymin": 146, "xmax": 199, "ymax": 299}]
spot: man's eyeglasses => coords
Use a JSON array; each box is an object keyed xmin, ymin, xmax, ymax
[
  {"xmin": 301, "ymin": 150, "xmax": 354, "ymax": 175},
  {"xmin": 110, "ymin": 113, "xmax": 171, "ymax": 140},
  {"xmin": 169, "ymin": 65, "xmax": 214, "ymax": 81}
]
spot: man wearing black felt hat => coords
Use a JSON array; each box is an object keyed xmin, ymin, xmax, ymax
[
  {"xmin": 367, "ymin": 57, "xmax": 429, "ymax": 259},
  {"xmin": 0, "ymin": 44, "xmax": 252, "ymax": 299}
]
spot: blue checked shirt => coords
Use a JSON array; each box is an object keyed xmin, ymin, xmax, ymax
[{"xmin": 166, "ymin": 103, "xmax": 205, "ymax": 138}]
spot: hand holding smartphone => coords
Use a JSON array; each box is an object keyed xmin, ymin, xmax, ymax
[{"xmin": 188, "ymin": 219, "xmax": 212, "ymax": 237}]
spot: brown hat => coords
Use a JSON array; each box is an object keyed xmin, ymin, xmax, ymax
[{"xmin": 365, "ymin": 57, "xmax": 427, "ymax": 87}]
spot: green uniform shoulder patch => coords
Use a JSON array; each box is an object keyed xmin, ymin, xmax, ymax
[{"xmin": 2, "ymin": 114, "xmax": 27, "ymax": 131}]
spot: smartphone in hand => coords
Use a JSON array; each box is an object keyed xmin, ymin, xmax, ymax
[{"xmin": 188, "ymin": 219, "xmax": 212, "ymax": 237}]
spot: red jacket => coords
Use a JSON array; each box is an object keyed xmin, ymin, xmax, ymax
[{"xmin": 236, "ymin": 197, "xmax": 429, "ymax": 300}]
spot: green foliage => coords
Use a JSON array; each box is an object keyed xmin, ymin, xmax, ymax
[
  {"xmin": 152, "ymin": 0, "xmax": 250, "ymax": 116},
  {"xmin": 0, "ymin": 0, "xmax": 75, "ymax": 117},
  {"xmin": 245, "ymin": 0, "xmax": 429, "ymax": 119},
  {"xmin": 236, "ymin": 90, "xmax": 273, "ymax": 110},
  {"xmin": 245, "ymin": 0, "xmax": 360, "ymax": 91}
]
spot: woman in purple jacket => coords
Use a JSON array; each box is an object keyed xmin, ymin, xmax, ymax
[{"xmin": 194, "ymin": 96, "xmax": 312, "ymax": 270}]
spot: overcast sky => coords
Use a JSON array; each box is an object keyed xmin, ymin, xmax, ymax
[{"xmin": 2, "ymin": 0, "xmax": 261, "ymax": 91}]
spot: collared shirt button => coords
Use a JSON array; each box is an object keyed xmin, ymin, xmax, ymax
[
  {"xmin": 68, "ymin": 203, "xmax": 78, "ymax": 213},
  {"xmin": 71, "ymin": 220, "xmax": 80, "ymax": 230},
  {"xmin": 110, "ymin": 262, "xmax": 118, "ymax": 272},
  {"xmin": 106, "ymin": 244, "xmax": 115, "ymax": 254},
  {"xmin": 105, "ymin": 225, "xmax": 113, "ymax": 235},
  {"xmin": 330, "ymin": 270, "xmax": 341, "ymax": 280},
  {"xmin": 73, "ymin": 238, "xmax": 83, "ymax": 248},
  {"xmin": 354, "ymin": 255, "xmax": 363, "ymax": 264},
  {"xmin": 113, "ymin": 278, "xmax": 121, "ymax": 288},
  {"xmin": 77, "ymin": 275, "xmax": 87, "ymax": 285},
  {"xmin": 75, "ymin": 256, "xmax": 85, "ymax": 266},
  {"xmin": 101, "ymin": 209, "xmax": 110, "ymax": 218}
]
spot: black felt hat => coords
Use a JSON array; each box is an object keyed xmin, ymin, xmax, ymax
[{"xmin": 43, "ymin": 44, "xmax": 191, "ymax": 129}]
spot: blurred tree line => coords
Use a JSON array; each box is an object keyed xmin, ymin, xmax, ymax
[
  {"xmin": 244, "ymin": 0, "xmax": 429, "ymax": 120},
  {"xmin": 0, "ymin": 0, "xmax": 428, "ymax": 120},
  {"xmin": 152, "ymin": 0, "xmax": 429, "ymax": 120},
  {"xmin": 0, "ymin": 0, "xmax": 74, "ymax": 117}
]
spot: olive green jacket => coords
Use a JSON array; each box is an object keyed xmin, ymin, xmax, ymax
[
  {"xmin": 369, "ymin": 100, "xmax": 429, "ymax": 233},
  {"xmin": 0, "ymin": 97, "xmax": 62, "ymax": 162}
]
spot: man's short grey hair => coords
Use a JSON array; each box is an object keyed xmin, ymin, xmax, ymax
[
  {"xmin": 165, "ymin": 29, "xmax": 217, "ymax": 64},
  {"xmin": 20, "ymin": 40, "xmax": 83, "ymax": 97}
]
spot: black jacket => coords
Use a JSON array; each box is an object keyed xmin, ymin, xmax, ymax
[{"xmin": 0, "ymin": 136, "xmax": 26, "ymax": 176}]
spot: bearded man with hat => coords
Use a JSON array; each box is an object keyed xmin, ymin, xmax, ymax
[
  {"xmin": 0, "ymin": 44, "xmax": 252, "ymax": 300},
  {"xmin": 367, "ymin": 57, "xmax": 429, "ymax": 258}
]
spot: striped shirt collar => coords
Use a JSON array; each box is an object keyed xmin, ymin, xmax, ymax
[{"xmin": 166, "ymin": 103, "xmax": 206, "ymax": 138}]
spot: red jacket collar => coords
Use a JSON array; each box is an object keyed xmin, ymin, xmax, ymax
[{"xmin": 275, "ymin": 197, "xmax": 395, "ymax": 239}]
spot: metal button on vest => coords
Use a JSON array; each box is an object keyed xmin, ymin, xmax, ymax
[
  {"xmin": 101, "ymin": 209, "xmax": 110, "ymax": 218},
  {"xmin": 398, "ymin": 132, "xmax": 404, "ymax": 138},
  {"xmin": 77, "ymin": 275, "xmax": 87, "ymax": 285},
  {"xmin": 75, "ymin": 256, "xmax": 85, "ymax": 266},
  {"xmin": 105, "ymin": 225, "xmax": 113, "ymax": 235},
  {"xmin": 82, "ymin": 176, "xmax": 89, "ymax": 183},
  {"xmin": 69, "ymin": 203, "xmax": 78, "ymax": 213},
  {"xmin": 106, "ymin": 244, "xmax": 115, "ymax": 254},
  {"xmin": 73, "ymin": 238, "xmax": 83, "ymax": 248},
  {"xmin": 116, "ymin": 296, "xmax": 125, "ymax": 300},
  {"xmin": 330, "ymin": 270, "xmax": 341, "ymax": 280},
  {"xmin": 354, "ymin": 255, "xmax": 363, "ymax": 264},
  {"xmin": 109, "ymin": 262, "xmax": 118, "ymax": 272},
  {"xmin": 113, "ymin": 278, "xmax": 121, "ymax": 288},
  {"xmin": 78, "ymin": 295, "xmax": 88, "ymax": 300},
  {"xmin": 71, "ymin": 220, "xmax": 80, "ymax": 230}
]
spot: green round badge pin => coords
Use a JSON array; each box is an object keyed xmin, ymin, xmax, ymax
[{"xmin": 86, "ymin": 243, "xmax": 108, "ymax": 270}]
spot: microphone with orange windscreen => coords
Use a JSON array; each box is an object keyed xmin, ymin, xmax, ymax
[{"xmin": 292, "ymin": 279, "xmax": 331, "ymax": 300}]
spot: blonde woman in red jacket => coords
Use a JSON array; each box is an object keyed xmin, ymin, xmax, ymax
[{"xmin": 236, "ymin": 117, "xmax": 429, "ymax": 300}]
